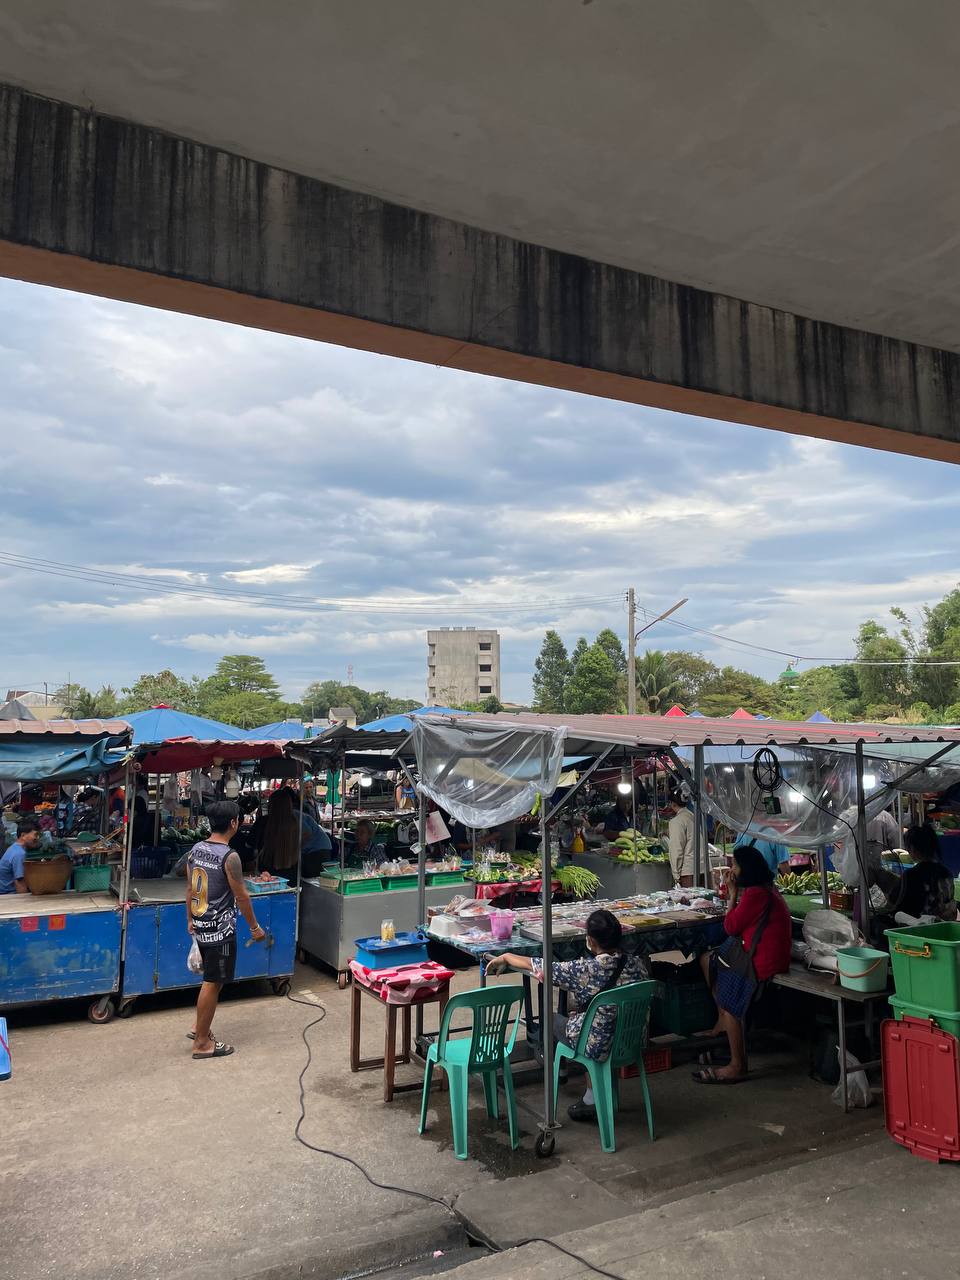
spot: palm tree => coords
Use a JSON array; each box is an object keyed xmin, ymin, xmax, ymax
[{"xmin": 633, "ymin": 650, "xmax": 682, "ymax": 714}]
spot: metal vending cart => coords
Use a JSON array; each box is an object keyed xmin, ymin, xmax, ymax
[
  {"xmin": 117, "ymin": 734, "xmax": 296, "ymax": 1014},
  {"xmin": 0, "ymin": 719, "xmax": 134, "ymax": 1023}
]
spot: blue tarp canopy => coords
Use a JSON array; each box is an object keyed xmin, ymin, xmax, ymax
[
  {"xmin": 242, "ymin": 720, "xmax": 324, "ymax": 740},
  {"xmin": 122, "ymin": 707, "xmax": 246, "ymax": 744},
  {"xmin": 0, "ymin": 738, "xmax": 129, "ymax": 782},
  {"xmin": 807, "ymin": 711, "xmax": 833, "ymax": 723},
  {"xmin": 359, "ymin": 705, "xmax": 468, "ymax": 732}
]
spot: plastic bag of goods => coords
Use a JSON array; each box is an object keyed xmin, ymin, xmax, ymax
[
  {"xmin": 187, "ymin": 939, "xmax": 203, "ymax": 974},
  {"xmin": 802, "ymin": 909, "xmax": 861, "ymax": 973}
]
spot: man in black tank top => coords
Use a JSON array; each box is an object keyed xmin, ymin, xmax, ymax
[{"xmin": 186, "ymin": 801, "xmax": 265, "ymax": 1059}]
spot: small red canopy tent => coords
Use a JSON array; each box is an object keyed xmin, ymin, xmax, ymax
[
  {"xmin": 729, "ymin": 708, "xmax": 755, "ymax": 719},
  {"xmin": 662, "ymin": 705, "xmax": 687, "ymax": 718}
]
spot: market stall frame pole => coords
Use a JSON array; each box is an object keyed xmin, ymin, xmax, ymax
[
  {"xmin": 854, "ymin": 743, "xmax": 870, "ymax": 935},
  {"xmin": 630, "ymin": 752, "xmax": 639, "ymax": 896},
  {"xmin": 693, "ymin": 745, "xmax": 706, "ymax": 885},
  {"xmin": 416, "ymin": 783, "xmax": 428, "ymax": 1041},
  {"xmin": 295, "ymin": 761, "xmax": 305, "ymax": 935},
  {"xmin": 537, "ymin": 798, "xmax": 557, "ymax": 1156},
  {"xmin": 153, "ymin": 775, "xmax": 162, "ymax": 846}
]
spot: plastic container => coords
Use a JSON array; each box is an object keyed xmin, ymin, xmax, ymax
[
  {"xmin": 650, "ymin": 979, "xmax": 717, "ymax": 1037},
  {"xmin": 0, "ymin": 1016, "xmax": 10, "ymax": 1082},
  {"xmin": 244, "ymin": 876, "xmax": 289, "ymax": 895},
  {"xmin": 890, "ymin": 995, "xmax": 960, "ymax": 1041},
  {"xmin": 883, "ymin": 1015, "xmax": 960, "ymax": 1161},
  {"xmin": 353, "ymin": 932, "xmax": 428, "ymax": 970},
  {"xmin": 837, "ymin": 945, "xmax": 889, "ymax": 993},
  {"xmin": 885, "ymin": 922, "xmax": 960, "ymax": 1010},
  {"xmin": 72, "ymin": 865, "xmax": 112, "ymax": 893},
  {"xmin": 619, "ymin": 1046, "xmax": 673, "ymax": 1078},
  {"xmin": 490, "ymin": 909, "xmax": 516, "ymax": 942},
  {"xmin": 130, "ymin": 847, "xmax": 168, "ymax": 879},
  {"xmin": 22, "ymin": 856, "xmax": 72, "ymax": 895}
]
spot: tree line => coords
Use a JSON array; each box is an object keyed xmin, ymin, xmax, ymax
[{"xmin": 531, "ymin": 584, "xmax": 960, "ymax": 722}]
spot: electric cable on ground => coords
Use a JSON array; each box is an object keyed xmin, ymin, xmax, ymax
[{"xmin": 285, "ymin": 992, "xmax": 627, "ymax": 1280}]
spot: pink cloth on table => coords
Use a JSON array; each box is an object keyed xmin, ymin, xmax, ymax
[{"xmin": 349, "ymin": 959, "xmax": 454, "ymax": 1005}]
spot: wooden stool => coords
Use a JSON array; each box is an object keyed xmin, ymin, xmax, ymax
[{"xmin": 350, "ymin": 975, "xmax": 451, "ymax": 1102}]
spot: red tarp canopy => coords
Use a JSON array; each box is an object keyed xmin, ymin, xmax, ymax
[
  {"xmin": 136, "ymin": 738, "xmax": 285, "ymax": 774},
  {"xmin": 663, "ymin": 705, "xmax": 687, "ymax": 718},
  {"xmin": 729, "ymin": 708, "xmax": 756, "ymax": 720}
]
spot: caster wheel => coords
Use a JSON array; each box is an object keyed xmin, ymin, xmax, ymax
[
  {"xmin": 273, "ymin": 979, "xmax": 291, "ymax": 997},
  {"xmin": 117, "ymin": 1000, "xmax": 136, "ymax": 1018},
  {"xmin": 87, "ymin": 997, "xmax": 115, "ymax": 1025},
  {"xmin": 535, "ymin": 1132, "xmax": 556, "ymax": 1159},
  {"xmin": 337, "ymin": 971, "xmax": 349, "ymax": 990}
]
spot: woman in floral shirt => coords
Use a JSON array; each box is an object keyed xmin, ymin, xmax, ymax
[{"xmin": 486, "ymin": 909, "xmax": 648, "ymax": 1124}]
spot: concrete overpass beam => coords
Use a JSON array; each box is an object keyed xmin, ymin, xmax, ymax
[{"xmin": 2, "ymin": 82, "xmax": 958, "ymax": 462}]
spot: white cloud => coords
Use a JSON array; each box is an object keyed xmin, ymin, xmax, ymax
[{"xmin": 222, "ymin": 563, "xmax": 319, "ymax": 584}]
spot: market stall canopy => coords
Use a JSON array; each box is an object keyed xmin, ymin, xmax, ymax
[
  {"xmin": 359, "ymin": 705, "xmax": 469, "ymax": 732},
  {"xmin": 0, "ymin": 698, "xmax": 36, "ymax": 720},
  {"xmin": 285, "ymin": 722, "xmax": 411, "ymax": 770},
  {"xmin": 122, "ymin": 706, "xmax": 246, "ymax": 745},
  {"xmin": 242, "ymin": 719, "xmax": 329, "ymax": 740},
  {"xmin": 729, "ymin": 708, "xmax": 755, "ymax": 719},
  {"xmin": 0, "ymin": 721, "xmax": 132, "ymax": 782},
  {"xmin": 662, "ymin": 705, "xmax": 687, "ymax": 718},
  {"xmin": 136, "ymin": 738, "xmax": 285, "ymax": 774},
  {"xmin": 807, "ymin": 711, "xmax": 833, "ymax": 723}
]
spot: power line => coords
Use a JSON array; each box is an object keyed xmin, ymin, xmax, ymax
[{"xmin": 0, "ymin": 550, "xmax": 623, "ymax": 618}]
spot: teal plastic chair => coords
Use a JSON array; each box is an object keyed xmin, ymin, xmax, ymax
[
  {"xmin": 419, "ymin": 985, "xmax": 523, "ymax": 1160},
  {"xmin": 552, "ymin": 979, "xmax": 660, "ymax": 1153}
]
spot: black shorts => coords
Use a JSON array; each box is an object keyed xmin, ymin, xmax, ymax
[{"xmin": 197, "ymin": 937, "xmax": 237, "ymax": 984}]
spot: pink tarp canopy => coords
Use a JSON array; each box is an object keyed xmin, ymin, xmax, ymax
[
  {"xmin": 729, "ymin": 708, "xmax": 755, "ymax": 720},
  {"xmin": 663, "ymin": 705, "xmax": 687, "ymax": 718}
]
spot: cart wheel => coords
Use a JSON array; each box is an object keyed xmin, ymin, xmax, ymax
[
  {"xmin": 534, "ymin": 1132, "xmax": 556, "ymax": 1159},
  {"xmin": 117, "ymin": 999, "xmax": 136, "ymax": 1018},
  {"xmin": 337, "ymin": 971, "xmax": 349, "ymax": 990},
  {"xmin": 272, "ymin": 979, "xmax": 291, "ymax": 997},
  {"xmin": 87, "ymin": 997, "xmax": 115, "ymax": 1025}
]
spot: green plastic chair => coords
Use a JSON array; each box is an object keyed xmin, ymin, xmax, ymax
[
  {"xmin": 552, "ymin": 979, "xmax": 660, "ymax": 1153},
  {"xmin": 419, "ymin": 985, "xmax": 523, "ymax": 1160}
]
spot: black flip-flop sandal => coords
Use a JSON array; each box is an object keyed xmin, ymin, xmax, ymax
[
  {"xmin": 691, "ymin": 1066, "xmax": 746, "ymax": 1085},
  {"xmin": 192, "ymin": 1041, "xmax": 235, "ymax": 1059},
  {"xmin": 698, "ymin": 1050, "xmax": 731, "ymax": 1067}
]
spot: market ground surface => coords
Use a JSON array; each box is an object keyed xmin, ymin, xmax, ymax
[{"xmin": 2, "ymin": 963, "xmax": 930, "ymax": 1280}]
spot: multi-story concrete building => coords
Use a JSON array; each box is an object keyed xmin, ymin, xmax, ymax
[{"xmin": 426, "ymin": 629, "xmax": 501, "ymax": 706}]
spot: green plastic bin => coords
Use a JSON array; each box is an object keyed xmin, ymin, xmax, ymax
[
  {"xmin": 885, "ymin": 922, "xmax": 960, "ymax": 1010},
  {"xmin": 72, "ymin": 864, "xmax": 112, "ymax": 892},
  {"xmin": 836, "ymin": 945, "xmax": 889, "ymax": 993},
  {"xmin": 651, "ymin": 979, "xmax": 717, "ymax": 1037},
  {"xmin": 890, "ymin": 994, "xmax": 960, "ymax": 1041}
]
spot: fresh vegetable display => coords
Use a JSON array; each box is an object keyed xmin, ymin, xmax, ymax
[
  {"xmin": 554, "ymin": 864, "xmax": 601, "ymax": 898},
  {"xmin": 776, "ymin": 870, "xmax": 845, "ymax": 894},
  {"xmin": 611, "ymin": 830, "xmax": 669, "ymax": 864}
]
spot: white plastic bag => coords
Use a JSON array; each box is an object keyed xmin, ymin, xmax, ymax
[
  {"xmin": 802, "ymin": 909, "xmax": 861, "ymax": 973},
  {"xmin": 831, "ymin": 1048, "xmax": 873, "ymax": 1109},
  {"xmin": 187, "ymin": 938, "xmax": 203, "ymax": 974}
]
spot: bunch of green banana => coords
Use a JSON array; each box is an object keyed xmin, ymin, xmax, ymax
[{"xmin": 612, "ymin": 830, "xmax": 669, "ymax": 864}]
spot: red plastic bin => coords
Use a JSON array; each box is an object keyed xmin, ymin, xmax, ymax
[
  {"xmin": 882, "ymin": 1015, "xmax": 960, "ymax": 1162},
  {"xmin": 618, "ymin": 1046, "xmax": 673, "ymax": 1078}
]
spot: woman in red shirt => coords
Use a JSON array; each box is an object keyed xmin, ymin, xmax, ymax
[{"xmin": 694, "ymin": 843, "xmax": 792, "ymax": 1084}]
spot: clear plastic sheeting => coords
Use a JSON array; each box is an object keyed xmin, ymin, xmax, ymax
[
  {"xmin": 700, "ymin": 746, "xmax": 908, "ymax": 849},
  {"xmin": 411, "ymin": 719, "xmax": 567, "ymax": 828}
]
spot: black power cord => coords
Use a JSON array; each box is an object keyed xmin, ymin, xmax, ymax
[{"xmin": 286, "ymin": 992, "xmax": 627, "ymax": 1280}]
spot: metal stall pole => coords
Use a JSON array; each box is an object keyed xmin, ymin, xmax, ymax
[
  {"xmin": 693, "ymin": 745, "xmax": 706, "ymax": 886},
  {"xmin": 537, "ymin": 800, "xmax": 557, "ymax": 1157},
  {"xmin": 630, "ymin": 753, "xmax": 638, "ymax": 896},
  {"xmin": 855, "ymin": 742, "xmax": 870, "ymax": 936},
  {"xmin": 416, "ymin": 785, "xmax": 428, "ymax": 1041},
  {"xmin": 338, "ymin": 751, "xmax": 347, "ymax": 876},
  {"xmin": 651, "ymin": 759, "xmax": 658, "ymax": 838}
]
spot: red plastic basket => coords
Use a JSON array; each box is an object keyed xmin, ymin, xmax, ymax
[
  {"xmin": 619, "ymin": 1046, "xmax": 673, "ymax": 1078},
  {"xmin": 882, "ymin": 1015, "xmax": 960, "ymax": 1162}
]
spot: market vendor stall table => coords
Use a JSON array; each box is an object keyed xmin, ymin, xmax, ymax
[
  {"xmin": 771, "ymin": 963, "xmax": 890, "ymax": 1112},
  {"xmin": 121, "ymin": 877, "xmax": 296, "ymax": 1011},
  {"xmin": 300, "ymin": 874, "xmax": 466, "ymax": 986},
  {"xmin": 0, "ymin": 891, "xmax": 123, "ymax": 1018},
  {"xmin": 348, "ymin": 958, "xmax": 453, "ymax": 1101}
]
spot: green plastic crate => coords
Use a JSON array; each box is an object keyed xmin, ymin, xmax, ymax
[
  {"xmin": 381, "ymin": 874, "xmax": 418, "ymax": 890},
  {"xmin": 651, "ymin": 980, "xmax": 717, "ymax": 1037},
  {"xmin": 72, "ymin": 864, "xmax": 112, "ymax": 892},
  {"xmin": 886, "ymin": 922, "xmax": 960, "ymax": 1011},
  {"xmin": 427, "ymin": 871, "xmax": 466, "ymax": 887},
  {"xmin": 891, "ymin": 994, "xmax": 960, "ymax": 1041},
  {"xmin": 320, "ymin": 874, "xmax": 384, "ymax": 896}
]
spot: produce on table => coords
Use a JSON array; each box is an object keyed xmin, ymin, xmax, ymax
[
  {"xmin": 554, "ymin": 864, "xmax": 601, "ymax": 898},
  {"xmin": 611, "ymin": 830, "xmax": 669, "ymax": 864},
  {"xmin": 776, "ymin": 870, "xmax": 845, "ymax": 895}
]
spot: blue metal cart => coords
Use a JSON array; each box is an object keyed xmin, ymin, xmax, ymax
[{"xmin": 118, "ymin": 879, "xmax": 296, "ymax": 1012}]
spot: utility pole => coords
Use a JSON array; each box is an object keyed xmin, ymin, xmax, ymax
[{"xmin": 626, "ymin": 588, "xmax": 637, "ymax": 715}]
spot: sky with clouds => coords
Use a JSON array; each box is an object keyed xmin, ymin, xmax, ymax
[{"xmin": 1, "ymin": 275, "xmax": 957, "ymax": 707}]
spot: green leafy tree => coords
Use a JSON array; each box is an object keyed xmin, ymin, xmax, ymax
[
  {"xmin": 204, "ymin": 654, "xmax": 281, "ymax": 697},
  {"xmin": 633, "ymin": 650, "xmax": 683, "ymax": 713},
  {"xmin": 55, "ymin": 684, "xmax": 120, "ymax": 719},
  {"xmin": 855, "ymin": 620, "xmax": 909, "ymax": 709},
  {"xmin": 697, "ymin": 666, "xmax": 777, "ymax": 718},
  {"xmin": 563, "ymin": 643, "xmax": 620, "ymax": 714},
  {"xmin": 595, "ymin": 628, "xmax": 627, "ymax": 675},
  {"xmin": 663, "ymin": 651, "xmax": 719, "ymax": 708},
  {"xmin": 771, "ymin": 665, "xmax": 858, "ymax": 721},
  {"xmin": 203, "ymin": 690, "xmax": 289, "ymax": 730},
  {"xmin": 119, "ymin": 670, "xmax": 205, "ymax": 714},
  {"xmin": 532, "ymin": 630, "xmax": 571, "ymax": 712},
  {"xmin": 480, "ymin": 694, "xmax": 504, "ymax": 713}
]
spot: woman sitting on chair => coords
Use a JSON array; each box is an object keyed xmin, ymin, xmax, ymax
[
  {"xmin": 694, "ymin": 842, "xmax": 792, "ymax": 1085},
  {"xmin": 485, "ymin": 908, "xmax": 648, "ymax": 1124}
]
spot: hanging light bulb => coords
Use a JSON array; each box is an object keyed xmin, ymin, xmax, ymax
[
  {"xmin": 617, "ymin": 766, "xmax": 632, "ymax": 796},
  {"xmin": 862, "ymin": 773, "xmax": 877, "ymax": 792},
  {"xmin": 359, "ymin": 774, "xmax": 373, "ymax": 788}
]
